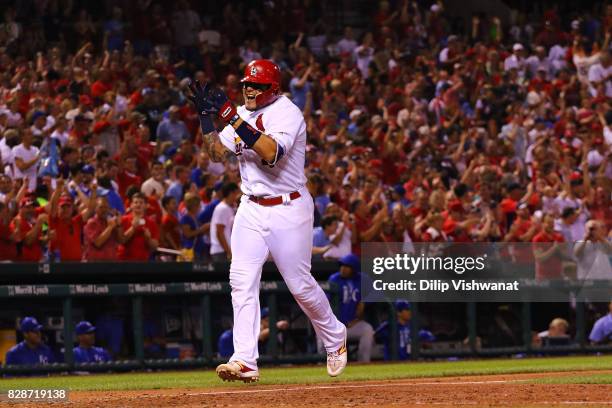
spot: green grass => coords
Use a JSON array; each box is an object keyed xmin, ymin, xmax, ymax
[
  {"xmin": 526, "ymin": 373, "xmax": 612, "ymax": 385},
  {"xmin": 0, "ymin": 355, "xmax": 611, "ymax": 391}
]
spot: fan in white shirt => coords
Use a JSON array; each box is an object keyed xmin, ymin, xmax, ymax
[
  {"xmin": 11, "ymin": 129, "xmax": 40, "ymax": 192},
  {"xmin": 210, "ymin": 183, "xmax": 241, "ymax": 260},
  {"xmin": 587, "ymin": 51, "xmax": 612, "ymax": 97}
]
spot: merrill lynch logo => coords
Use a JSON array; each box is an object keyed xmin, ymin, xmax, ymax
[
  {"xmin": 10, "ymin": 285, "xmax": 49, "ymax": 296},
  {"xmin": 69, "ymin": 285, "xmax": 110, "ymax": 295},
  {"xmin": 128, "ymin": 284, "xmax": 168, "ymax": 294},
  {"xmin": 183, "ymin": 282, "xmax": 223, "ymax": 292}
]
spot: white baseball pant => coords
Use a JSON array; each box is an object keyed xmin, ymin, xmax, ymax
[{"xmin": 228, "ymin": 189, "xmax": 346, "ymax": 369}]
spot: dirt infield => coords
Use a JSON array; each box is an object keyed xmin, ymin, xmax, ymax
[{"xmin": 14, "ymin": 370, "xmax": 612, "ymax": 408}]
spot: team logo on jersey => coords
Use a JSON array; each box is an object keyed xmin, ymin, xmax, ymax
[
  {"xmin": 250, "ymin": 66, "xmax": 257, "ymax": 76},
  {"xmin": 255, "ymin": 114, "xmax": 265, "ymax": 132},
  {"xmin": 234, "ymin": 142, "xmax": 244, "ymax": 156}
]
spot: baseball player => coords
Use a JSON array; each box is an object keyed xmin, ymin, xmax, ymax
[
  {"xmin": 187, "ymin": 60, "xmax": 347, "ymax": 383},
  {"xmin": 72, "ymin": 321, "xmax": 112, "ymax": 364},
  {"xmin": 5, "ymin": 317, "xmax": 55, "ymax": 365},
  {"xmin": 375, "ymin": 301, "xmax": 436, "ymax": 361}
]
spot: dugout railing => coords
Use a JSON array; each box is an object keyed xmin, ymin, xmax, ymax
[{"xmin": 0, "ymin": 262, "xmax": 611, "ymax": 375}]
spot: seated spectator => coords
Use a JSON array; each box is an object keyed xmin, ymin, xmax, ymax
[
  {"xmin": 326, "ymin": 254, "xmax": 374, "ymax": 362},
  {"xmin": 589, "ymin": 301, "xmax": 612, "ymax": 345},
  {"xmin": 533, "ymin": 317, "xmax": 571, "ymax": 347},
  {"xmin": 83, "ymin": 197, "xmax": 123, "ymax": 261},
  {"xmin": 210, "ymin": 183, "xmax": 240, "ymax": 261},
  {"xmin": 375, "ymin": 301, "xmax": 436, "ymax": 360},
  {"xmin": 118, "ymin": 192, "xmax": 159, "ymax": 261},
  {"xmin": 5, "ymin": 317, "xmax": 54, "ymax": 365},
  {"xmin": 73, "ymin": 321, "xmax": 112, "ymax": 363}
]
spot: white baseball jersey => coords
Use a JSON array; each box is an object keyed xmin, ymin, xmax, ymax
[
  {"xmin": 218, "ymin": 95, "xmax": 307, "ymax": 197},
  {"xmin": 219, "ymin": 94, "xmax": 346, "ymax": 370}
]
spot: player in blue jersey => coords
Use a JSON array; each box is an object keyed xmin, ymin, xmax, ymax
[
  {"xmin": 327, "ymin": 254, "xmax": 374, "ymax": 362},
  {"xmin": 375, "ymin": 301, "xmax": 436, "ymax": 360},
  {"xmin": 73, "ymin": 321, "xmax": 111, "ymax": 363},
  {"xmin": 5, "ymin": 317, "xmax": 55, "ymax": 365}
]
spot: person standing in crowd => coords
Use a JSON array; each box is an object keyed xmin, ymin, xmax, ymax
[
  {"xmin": 574, "ymin": 220, "xmax": 612, "ymax": 280},
  {"xmin": 210, "ymin": 183, "xmax": 240, "ymax": 262},
  {"xmin": 83, "ymin": 197, "xmax": 123, "ymax": 261},
  {"xmin": 12, "ymin": 129, "xmax": 39, "ymax": 192},
  {"xmin": 118, "ymin": 192, "xmax": 159, "ymax": 261},
  {"xmin": 179, "ymin": 192, "xmax": 208, "ymax": 259}
]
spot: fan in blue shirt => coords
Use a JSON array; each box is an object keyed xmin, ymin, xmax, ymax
[
  {"xmin": 5, "ymin": 317, "xmax": 55, "ymax": 366},
  {"xmin": 73, "ymin": 321, "xmax": 111, "ymax": 364}
]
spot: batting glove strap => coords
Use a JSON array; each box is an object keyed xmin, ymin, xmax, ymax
[{"xmin": 219, "ymin": 100, "xmax": 238, "ymax": 124}]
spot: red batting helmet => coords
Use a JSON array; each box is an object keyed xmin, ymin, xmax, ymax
[{"xmin": 240, "ymin": 60, "xmax": 281, "ymax": 109}]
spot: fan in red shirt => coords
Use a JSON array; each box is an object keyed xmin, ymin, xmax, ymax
[
  {"xmin": 11, "ymin": 196, "xmax": 47, "ymax": 262},
  {"xmin": 118, "ymin": 192, "xmax": 159, "ymax": 261},
  {"xmin": 48, "ymin": 180, "xmax": 95, "ymax": 261},
  {"xmin": 160, "ymin": 196, "xmax": 180, "ymax": 252},
  {"xmin": 0, "ymin": 201, "xmax": 18, "ymax": 261},
  {"xmin": 349, "ymin": 199, "xmax": 387, "ymax": 254},
  {"xmin": 117, "ymin": 156, "xmax": 143, "ymax": 199},
  {"xmin": 421, "ymin": 212, "xmax": 448, "ymax": 242},
  {"xmin": 442, "ymin": 200, "xmax": 479, "ymax": 242},
  {"xmin": 532, "ymin": 213, "xmax": 566, "ymax": 281},
  {"xmin": 90, "ymin": 68, "xmax": 113, "ymax": 99}
]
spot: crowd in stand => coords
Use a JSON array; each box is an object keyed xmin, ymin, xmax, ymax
[{"xmin": 0, "ymin": 0, "xmax": 610, "ymax": 269}]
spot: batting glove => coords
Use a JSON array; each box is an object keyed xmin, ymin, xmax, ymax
[{"xmin": 205, "ymin": 87, "xmax": 238, "ymax": 124}]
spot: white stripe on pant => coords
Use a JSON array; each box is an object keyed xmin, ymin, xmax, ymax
[{"xmin": 229, "ymin": 191, "xmax": 346, "ymax": 369}]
